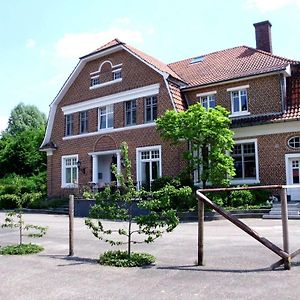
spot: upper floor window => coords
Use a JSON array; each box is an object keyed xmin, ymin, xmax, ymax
[
  {"xmin": 145, "ymin": 96, "xmax": 157, "ymax": 123},
  {"xmin": 90, "ymin": 76, "xmax": 100, "ymax": 87},
  {"xmin": 98, "ymin": 105, "xmax": 114, "ymax": 130},
  {"xmin": 232, "ymin": 140, "xmax": 259, "ymax": 184},
  {"xmin": 61, "ymin": 155, "xmax": 78, "ymax": 188},
  {"xmin": 65, "ymin": 114, "xmax": 73, "ymax": 136},
  {"xmin": 201, "ymin": 95, "xmax": 216, "ymax": 110},
  {"xmin": 79, "ymin": 111, "xmax": 88, "ymax": 134},
  {"xmin": 113, "ymin": 69, "xmax": 122, "ymax": 80},
  {"xmin": 288, "ymin": 136, "xmax": 300, "ymax": 149},
  {"xmin": 125, "ymin": 100, "xmax": 136, "ymax": 126},
  {"xmin": 227, "ymin": 85, "xmax": 250, "ymax": 116}
]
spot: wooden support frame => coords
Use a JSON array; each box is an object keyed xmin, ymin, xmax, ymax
[{"xmin": 196, "ymin": 185, "xmax": 300, "ymax": 270}]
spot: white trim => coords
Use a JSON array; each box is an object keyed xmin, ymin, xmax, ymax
[
  {"xmin": 196, "ymin": 90, "xmax": 217, "ymax": 97},
  {"xmin": 63, "ymin": 122, "xmax": 156, "ymax": 141},
  {"xmin": 229, "ymin": 111, "xmax": 251, "ymax": 118},
  {"xmin": 233, "ymin": 120, "xmax": 300, "ymax": 139},
  {"xmin": 62, "ymin": 83, "xmax": 160, "ymax": 115},
  {"xmin": 231, "ymin": 138, "xmax": 260, "ymax": 185},
  {"xmin": 285, "ymin": 153, "xmax": 300, "ymax": 200},
  {"xmin": 136, "ymin": 145, "xmax": 162, "ymax": 187},
  {"xmin": 88, "ymin": 150, "xmax": 121, "ymax": 156},
  {"xmin": 90, "ymin": 60, "xmax": 123, "ymax": 76},
  {"xmin": 61, "ymin": 154, "xmax": 79, "ymax": 188},
  {"xmin": 89, "ymin": 78, "xmax": 122, "ymax": 90},
  {"xmin": 181, "ymin": 68, "xmax": 290, "ymax": 91},
  {"xmin": 227, "ymin": 85, "xmax": 249, "ymax": 92},
  {"xmin": 90, "ymin": 75, "xmax": 99, "ymax": 79},
  {"xmin": 112, "ymin": 68, "xmax": 122, "ymax": 73}
]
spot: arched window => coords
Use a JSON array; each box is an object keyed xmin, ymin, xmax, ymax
[{"xmin": 288, "ymin": 136, "xmax": 300, "ymax": 149}]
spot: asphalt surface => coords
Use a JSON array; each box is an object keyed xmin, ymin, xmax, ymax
[{"xmin": 0, "ymin": 212, "xmax": 300, "ymax": 300}]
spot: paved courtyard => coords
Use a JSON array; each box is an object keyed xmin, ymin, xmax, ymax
[{"xmin": 0, "ymin": 212, "xmax": 300, "ymax": 300}]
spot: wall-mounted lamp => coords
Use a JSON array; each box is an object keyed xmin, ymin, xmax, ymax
[{"xmin": 77, "ymin": 160, "xmax": 86, "ymax": 174}]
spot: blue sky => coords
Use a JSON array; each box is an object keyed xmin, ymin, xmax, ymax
[{"xmin": 1, "ymin": 0, "xmax": 300, "ymax": 132}]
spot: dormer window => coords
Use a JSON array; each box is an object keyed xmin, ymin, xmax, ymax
[
  {"xmin": 113, "ymin": 69, "xmax": 122, "ymax": 80},
  {"xmin": 90, "ymin": 76, "xmax": 100, "ymax": 87}
]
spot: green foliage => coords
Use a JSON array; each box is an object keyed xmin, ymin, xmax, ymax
[
  {"xmin": 6, "ymin": 103, "xmax": 46, "ymax": 135},
  {"xmin": 0, "ymin": 173, "xmax": 46, "ymax": 209},
  {"xmin": 206, "ymin": 187, "xmax": 273, "ymax": 209},
  {"xmin": 156, "ymin": 103, "xmax": 235, "ymax": 187},
  {"xmin": 0, "ymin": 128, "xmax": 46, "ymax": 177},
  {"xmin": 85, "ymin": 142, "xmax": 192, "ymax": 256},
  {"xmin": 151, "ymin": 175, "xmax": 197, "ymax": 210},
  {"xmin": 0, "ymin": 243, "xmax": 44, "ymax": 255},
  {"xmin": 99, "ymin": 250, "xmax": 155, "ymax": 267}
]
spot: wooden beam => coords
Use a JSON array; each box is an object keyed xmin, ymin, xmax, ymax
[
  {"xmin": 196, "ymin": 190, "xmax": 289, "ymax": 260},
  {"xmin": 200, "ymin": 185, "xmax": 283, "ymax": 193}
]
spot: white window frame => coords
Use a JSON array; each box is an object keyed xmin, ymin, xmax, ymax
[
  {"xmin": 144, "ymin": 96, "xmax": 157, "ymax": 123},
  {"xmin": 197, "ymin": 91, "xmax": 216, "ymax": 110},
  {"xmin": 112, "ymin": 68, "xmax": 122, "ymax": 80},
  {"xmin": 288, "ymin": 136, "xmax": 300, "ymax": 149},
  {"xmin": 136, "ymin": 145, "xmax": 162, "ymax": 188},
  {"xmin": 90, "ymin": 75, "xmax": 100, "ymax": 87},
  {"xmin": 227, "ymin": 85, "xmax": 250, "ymax": 117},
  {"xmin": 61, "ymin": 154, "xmax": 79, "ymax": 188},
  {"xmin": 98, "ymin": 105, "xmax": 114, "ymax": 130},
  {"xmin": 231, "ymin": 139, "xmax": 259, "ymax": 185}
]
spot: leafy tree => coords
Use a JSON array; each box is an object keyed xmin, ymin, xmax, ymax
[
  {"xmin": 85, "ymin": 142, "xmax": 192, "ymax": 258},
  {"xmin": 156, "ymin": 103, "xmax": 235, "ymax": 188},
  {"xmin": 6, "ymin": 103, "xmax": 46, "ymax": 135},
  {"xmin": 0, "ymin": 127, "xmax": 46, "ymax": 177}
]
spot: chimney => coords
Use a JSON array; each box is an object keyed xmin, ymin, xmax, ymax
[{"xmin": 253, "ymin": 20, "xmax": 272, "ymax": 53}]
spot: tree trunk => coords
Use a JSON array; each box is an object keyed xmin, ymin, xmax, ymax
[
  {"xmin": 127, "ymin": 203, "xmax": 133, "ymax": 257},
  {"xmin": 201, "ymin": 145, "xmax": 209, "ymax": 189},
  {"xmin": 19, "ymin": 212, "xmax": 22, "ymax": 245}
]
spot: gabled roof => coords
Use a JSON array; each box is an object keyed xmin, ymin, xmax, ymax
[
  {"xmin": 168, "ymin": 46, "xmax": 299, "ymax": 88},
  {"xmin": 83, "ymin": 39, "xmax": 184, "ymax": 82}
]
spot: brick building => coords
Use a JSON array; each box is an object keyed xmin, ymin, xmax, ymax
[{"xmin": 41, "ymin": 21, "xmax": 300, "ymax": 200}]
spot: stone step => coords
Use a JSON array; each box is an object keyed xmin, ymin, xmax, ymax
[{"xmin": 263, "ymin": 214, "xmax": 300, "ymax": 219}]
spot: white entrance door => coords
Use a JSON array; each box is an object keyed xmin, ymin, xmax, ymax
[{"xmin": 285, "ymin": 154, "xmax": 300, "ymax": 200}]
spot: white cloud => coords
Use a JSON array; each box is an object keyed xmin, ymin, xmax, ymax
[
  {"xmin": 54, "ymin": 28, "xmax": 144, "ymax": 59},
  {"xmin": 244, "ymin": 0, "xmax": 300, "ymax": 11},
  {"xmin": 0, "ymin": 116, "xmax": 8, "ymax": 133},
  {"xmin": 26, "ymin": 38, "xmax": 36, "ymax": 49}
]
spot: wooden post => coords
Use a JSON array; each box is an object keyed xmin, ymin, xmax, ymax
[
  {"xmin": 198, "ymin": 199, "xmax": 204, "ymax": 266},
  {"xmin": 280, "ymin": 188, "xmax": 291, "ymax": 270},
  {"xmin": 69, "ymin": 194, "xmax": 74, "ymax": 256}
]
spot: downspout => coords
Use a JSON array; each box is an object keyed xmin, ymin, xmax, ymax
[{"xmin": 280, "ymin": 73, "xmax": 287, "ymax": 112}]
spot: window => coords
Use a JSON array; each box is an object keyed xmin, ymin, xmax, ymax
[
  {"xmin": 200, "ymin": 95, "xmax": 216, "ymax": 110},
  {"xmin": 137, "ymin": 146, "xmax": 162, "ymax": 189},
  {"xmin": 232, "ymin": 140, "xmax": 259, "ymax": 183},
  {"xmin": 79, "ymin": 111, "xmax": 88, "ymax": 134},
  {"xmin": 62, "ymin": 155, "xmax": 78, "ymax": 187},
  {"xmin": 65, "ymin": 114, "xmax": 73, "ymax": 136},
  {"xmin": 113, "ymin": 69, "xmax": 122, "ymax": 80},
  {"xmin": 90, "ymin": 76, "xmax": 100, "ymax": 87},
  {"xmin": 125, "ymin": 100, "xmax": 136, "ymax": 126},
  {"xmin": 144, "ymin": 96, "xmax": 157, "ymax": 123},
  {"xmin": 98, "ymin": 105, "xmax": 114, "ymax": 130},
  {"xmin": 231, "ymin": 89, "xmax": 248, "ymax": 115},
  {"xmin": 288, "ymin": 136, "xmax": 300, "ymax": 149}
]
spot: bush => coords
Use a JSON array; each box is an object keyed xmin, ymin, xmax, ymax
[
  {"xmin": 229, "ymin": 190, "xmax": 254, "ymax": 207},
  {"xmin": 0, "ymin": 243, "xmax": 44, "ymax": 255},
  {"xmin": 99, "ymin": 250, "xmax": 155, "ymax": 267},
  {"xmin": 151, "ymin": 175, "xmax": 196, "ymax": 211}
]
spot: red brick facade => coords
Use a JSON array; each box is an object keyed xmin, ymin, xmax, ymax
[{"xmin": 42, "ymin": 39, "xmax": 300, "ymax": 199}]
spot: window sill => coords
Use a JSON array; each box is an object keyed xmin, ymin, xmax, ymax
[
  {"xmin": 90, "ymin": 78, "xmax": 122, "ymax": 90},
  {"xmin": 231, "ymin": 179, "xmax": 260, "ymax": 185},
  {"xmin": 229, "ymin": 111, "xmax": 251, "ymax": 118},
  {"xmin": 61, "ymin": 184, "xmax": 78, "ymax": 189}
]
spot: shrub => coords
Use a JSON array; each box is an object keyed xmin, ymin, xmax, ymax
[
  {"xmin": 99, "ymin": 250, "xmax": 155, "ymax": 267},
  {"xmin": 0, "ymin": 243, "xmax": 44, "ymax": 255},
  {"xmin": 229, "ymin": 190, "xmax": 254, "ymax": 207}
]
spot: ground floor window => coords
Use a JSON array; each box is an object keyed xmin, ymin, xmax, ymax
[
  {"xmin": 232, "ymin": 139, "xmax": 259, "ymax": 184},
  {"xmin": 61, "ymin": 155, "xmax": 78, "ymax": 187},
  {"xmin": 136, "ymin": 146, "xmax": 162, "ymax": 189}
]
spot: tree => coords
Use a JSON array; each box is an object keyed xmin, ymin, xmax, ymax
[
  {"xmin": 156, "ymin": 103, "xmax": 235, "ymax": 188},
  {"xmin": 0, "ymin": 127, "xmax": 46, "ymax": 177},
  {"xmin": 85, "ymin": 142, "xmax": 191, "ymax": 265},
  {"xmin": 6, "ymin": 103, "xmax": 46, "ymax": 135}
]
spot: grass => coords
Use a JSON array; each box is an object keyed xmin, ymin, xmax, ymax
[
  {"xmin": 0, "ymin": 243, "xmax": 44, "ymax": 255},
  {"xmin": 99, "ymin": 250, "xmax": 155, "ymax": 267}
]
